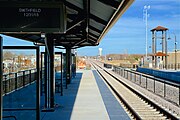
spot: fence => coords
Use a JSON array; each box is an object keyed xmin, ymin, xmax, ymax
[
  {"xmin": 3, "ymin": 69, "xmax": 37, "ymax": 95},
  {"xmin": 159, "ymin": 63, "xmax": 180, "ymax": 70},
  {"xmin": 112, "ymin": 65, "xmax": 180, "ymax": 106}
]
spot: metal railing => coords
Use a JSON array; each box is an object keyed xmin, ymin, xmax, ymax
[
  {"xmin": 112, "ymin": 65, "xmax": 180, "ymax": 106},
  {"xmin": 3, "ymin": 69, "xmax": 37, "ymax": 95},
  {"xmin": 3, "ymin": 115, "xmax": 17, "ymax": 120},
  {"xmin": 159, "ymin": 63, "xmax": 180, "ymax": 70}
]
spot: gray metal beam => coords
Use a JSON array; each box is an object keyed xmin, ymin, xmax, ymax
[
  {"xmin": 89, "ymin": 14, "xmax": 107, "ymax": 25},
  {"xmin": 97, "ymin": 0, "xmax": 120, "ymax": 9},
  {"xmin": 65, "ymin": 1, "xmax": 107, "ymax": 25},
  {"xmin": 89, "ymin": 25, "xmax": 102, "ymax": 34}
]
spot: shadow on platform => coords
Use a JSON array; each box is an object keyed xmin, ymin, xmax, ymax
[
  {"xmin": 3, "ymin": 72, "xmax": 83, "ymax": 120},
  {"xmin": 41, "ymin": 72, "xmax": 82, "ymax": 120}
]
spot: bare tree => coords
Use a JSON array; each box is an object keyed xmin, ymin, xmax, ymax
[{"xmin": 3, "ymin": 51, "xmax": 14, "ymax": 60}]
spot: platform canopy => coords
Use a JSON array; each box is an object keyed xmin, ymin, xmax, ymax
[{"xmin": 0, "ymin": 0, "xmax": 134, "ymax": 49}]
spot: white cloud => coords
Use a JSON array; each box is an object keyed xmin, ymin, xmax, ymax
[
  {"xmin": 171, "ymin": 14, "xmax": 180, "ymax": 18},
  {"xmin": 151, "ymin": 5, "xmax": 174, "ymax": 10}
]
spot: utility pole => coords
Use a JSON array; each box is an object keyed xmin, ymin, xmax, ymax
[
  {"xmin": 168, "ymin": 33, "xmax": 177, "ymax": 70},
  {"xmin": 174, "ymin": 34, "xmax": 177, "ymax": 70},
  {"xmin": 143, "ymin": 5, "xmax": 150, "ymax": 58}
]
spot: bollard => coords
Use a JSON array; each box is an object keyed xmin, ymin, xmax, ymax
[
  {"xmin": 29, "ymin": 70, "xmax": 32, "ymax": 84},
  {"xmin": 179, "ymin": 87, "xmax": 180, "ymax": 105},
  {"xmin": 9, "ymin": 73, "xmax": 11, "ymax": 92},
  {"xmin": 23, "ymin": 71, "xmax": 25, "ymax": 86},
  {"xmin": 15, "ymin": 73, "xmax": 18, "ymax": 90},
  {"xmin": 146, "ymin": 77, "xmax": 147, "ymax": 89},
  {"xmin": 127, "ymin": 71, "xmax": 128, "ymax": 79},
  {"xmin": 164, "ymin": 82, "xmax": 166, "ymax": 98},
  {"xmin": 123, "ymin": 69, "xmax": 125, "ymax": 77},
  {"xmin": 139, "ymin": 74, "xmax": 141, "ymax": 85},
  {"xmin": 4, "ymin": 75, "xmax": 7, "ymax": 94},
  {"xmin": 154, "ymin": 79, "xmax": 155, "ymax": 93}
]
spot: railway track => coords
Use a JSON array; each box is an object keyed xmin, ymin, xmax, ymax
[{"xmin": 90, "ymin": 60, "xmax": 179, "ymax": 120}]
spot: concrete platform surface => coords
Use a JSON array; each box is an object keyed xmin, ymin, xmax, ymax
[
  {"xmin": 3, "ymin": 70, "xmax": 130, "ymax": 120},
  {"xmin": 42, "ymin": 70, "xmax": 109, "ymax": 120}
]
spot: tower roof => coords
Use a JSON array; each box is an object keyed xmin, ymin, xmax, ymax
[
  {"xmin": 151, "ymin": 26, "xmax": 168, "ymax": 31},
  {"xmin": 150, "ymin": 52, "xmax": 167, "ymax": 56}
]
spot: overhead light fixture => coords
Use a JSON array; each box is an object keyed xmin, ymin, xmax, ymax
[
  {"xmin": 86, "ymin": 27, "xmax": 88, "ymax": 33},
  {"xmin": 41, "ymin": 33, "xmax": 46, "ymax": 38}
]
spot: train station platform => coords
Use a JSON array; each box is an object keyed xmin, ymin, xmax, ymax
[{"xmin": 3, "ymin": 70, "xmax": 130, "ymax": 120}]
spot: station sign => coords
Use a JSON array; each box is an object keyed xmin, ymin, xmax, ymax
[{"xmin": 0, "ymin": 2, "xmax": 66, "ymax": 33}]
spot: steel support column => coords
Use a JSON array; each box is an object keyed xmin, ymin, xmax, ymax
[
  {"xmin": 61, "ymin": 52, "xmax": 63, "ymax": 96},
  {"xmin": 44, "ymin": 50, "xmax": 48, "ymax": 108},
  {"xmin": 36, "ymin": 47, "xmax": 40, "ymax": 120},
  {"xmin": 46, "ymin": 36, "xmax": 55, "ymax": 109},
  {"xmin": 42, "ymin": 35, "xmax": 55, "ymax": 111},
  {"xmin": 66, "ymin": 48, "xmax": 71, "ymax": 84},
  {"xmin": 74, "ymin": 55, "xmax": 76, "ymax": 77},
  {"xmin": 0, "ymin": 36, "xmax": 3, "ymax": 120},
  {"xmin": 40, "ymin": 52, "xmax": 43, "ymax": 96}
]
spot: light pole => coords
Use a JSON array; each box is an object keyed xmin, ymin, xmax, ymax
[
  {"xmin": 174, "ymin": 34, "xmax": 177, "ymax": 70},
  {"xmin": 168, "ymin": 33, "xmax": 177, "ymax": 70},
  {"xmin": 143, "ymin": 5, "xmax": 150, "ymax": 58}
]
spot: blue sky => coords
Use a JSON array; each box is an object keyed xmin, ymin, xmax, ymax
[
  {"xmin": 78, "ymin": 0, "xmax": 180, "ymax": 56},
  {"xmin": 2, "ymin": 0, "xmax": 180, "ymax": 56}
]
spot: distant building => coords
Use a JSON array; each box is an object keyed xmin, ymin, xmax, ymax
[
  {"xmin": 167, "ymin": 51, "xmax": 180, "ymax": 64},
  {"xmin": 98, "ymin": 48, "xmax": 102, "ymax": 56},
  {"xmin": 143, "ymin": 51, "xmax": 180, "ymax": 69},
  {"xmin": 3, "ymin": 60, "xmax": 13, "ymax": 68}
]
